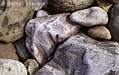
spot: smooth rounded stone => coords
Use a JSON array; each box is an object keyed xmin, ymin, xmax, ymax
[
  {"xmin": 96, "ymin": 0, "xmax": 112, "ymax": 12},
  {"xmin": 70, "ymin": 7, "xmax": 108, "ymax": 27},
  {"xmin": 0, "ymin": 59, "xmax": 27, "ymax": 75},
  {"xmin": 0, "ymin": 0, "xmax": 34, "ymax": 43},
  {"xmin": 0, "ymin": 0, "xmax": 6, "ymax": 15},
  {"xmin": 108, "ymin": 4, "xmax": 119, "ymax": 42},
  {"xmin": 88, "ymin": 26, "xmax": 112, "ymax": 40},
  {"xmin": 0, "ymin": 43, "xmax": 19, "ymax": 60},
  {"xmin": 24, "ymin": 59, "xmax": 39, "ymax": 75},
  {"xmin": 25, "ymin": 13, "xmax": 79, "ymax": 65},
  {"xmin": 36, "ymin": 10, "xmax": 48, "ymax": 18},
  {"xmin": 13, "ymin": 38, "xmax": 31, "ymax": 60},
  {"xmin": 47, "ymin": 0, "xmax": 94, "ymax": 13}
]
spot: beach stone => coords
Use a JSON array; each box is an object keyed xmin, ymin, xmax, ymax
[
  {"xmin": 88, "ymin": 26, "xmax": 111, "ymax": 40},
  {"xmin": 24, "ymin": 59, "xmax": 39, "ymax": 75},
  {"xmin": 36, "ymin": 33, "xmax": 119, "ymax": 75},
  {"xmin": 0, "ymin": 43, "xmax": 19, "ymax": 60},
  {"xmin": 34, "ymin": 35, "xmax": 87, "ymax": 75},
  {"xmin": 47, "ymin": 0, "xmax": 94, "ymax": 13},
  {"xmin": 0, "ymin": 59, "xmax": 27, "ymax": 75},
  {"xmin": 70, "ymin": 7, "xmax": 108, "ymax": 27},
  {"xmin": 25, "ymin": 13, "xmax": 79, "ymax": 65}
]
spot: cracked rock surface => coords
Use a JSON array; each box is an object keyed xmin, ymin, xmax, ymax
[
  {"xmin": 25, "ymin": 13, "xmax": 79, "ymax": 65},
  {"xmin": 35, "ymin": 33, "xmax": 119, "ymax": 75}
]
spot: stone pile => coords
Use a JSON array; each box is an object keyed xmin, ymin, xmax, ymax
[{"xmin": 0, "ymin": 0, "xmax": 119, "ymax": 75}]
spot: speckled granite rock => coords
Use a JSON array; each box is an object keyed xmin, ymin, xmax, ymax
[
  {"xmin": 47, "ymin": 0, "xmax": 94, "ymax": 13},
  {"xmin": 25, "ymin": 13, "xmax": 79, "ymax": 65},
  {"xmin": 35, "ymin": 33, "xmax": 119, "ymax": 75},
  {"xmin": 0, "ymin": 59, "xmax": 27, "ymax": 75},
  {"xmin": 70, "ymin": 7, "xmax": 108, "ymax": 27},
  {"xmin": 24, "ymin": 59, "xmax": 39, "ymax": 75},
  {"xmin": 108, "ymin": 3, "xmax": 119, "ymax": 42},
  {"xmin": 88, "ymin": 26, "xmax": 111, "ymax": 40},
  {"xmin": 0, "ymin": 43, "xmax": 19, "ymax": 60}
]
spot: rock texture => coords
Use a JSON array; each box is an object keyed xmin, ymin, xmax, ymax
[
  {"xmin": 70, "ymin": 7, "xmax": 108, "ymax": 27},
  {"xmin": 24, "ymin": 59, "xmax": 39, "ymax": 75},
  {"xmin": 25, "ymin": 13, "xmax": 79, "ymax": 65},
  {"xmin": 0, "ymin": 0, "xmax": 35, "ymax": 43},
  {"xmin": 47, "ymin": 0, "xmax": 94, "ymax": 13},
  {"xmin": 36, "ymin": 33, "xmax": 119, "ymax": 75},
  {"xmin": 0, "ymin": 43, "xmax": 19, "ymax": 60},
  {"xmin": 34, "ymin": 36, "xmax": 87, "ymax": 75},
  {"xmin": 88, "ymin": 26, "xmax": 111, "ymax": 40},
  {"xmin": 14, "ymin": 38, "xmax": 30, "ymax": 60},
  {"xmin": 29, "ymin": 0, "xmax": 48, "ymax": 10},
  {"xmin": 0, "ymin": 59, "xmax": 27, "ymax": 75},
  {"xmin": 108, "ymin": 3, "xmax": 119, "ymax": 42},
  {"xmin": 36, "ymin": 10, "xmax": 48, "ymax": 18}
]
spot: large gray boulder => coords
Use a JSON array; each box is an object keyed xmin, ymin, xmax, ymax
[
  {"xmin": 35, "ymin": 33, "xmax": 119, "ymax": 75},
  {"xmin": 25, "ymin": 13, "xmax": 79, "ymax": 65}
]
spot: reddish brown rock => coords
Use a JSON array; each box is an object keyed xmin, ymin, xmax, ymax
[{"xmin": 0, "ymin": 43, "xmax": 19, "ymax": 60}]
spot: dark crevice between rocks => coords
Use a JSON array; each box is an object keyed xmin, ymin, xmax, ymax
[
  {"xmin": 45, "ymin": 0, "xmax": 97, "ymax": 14},
  {"xmin": 13, "ymin": 36, "xmax": 33, "ymax": 62},
  {"xmin": 107, "ymin": 70, "xmax": 118, "ymax": 75}
]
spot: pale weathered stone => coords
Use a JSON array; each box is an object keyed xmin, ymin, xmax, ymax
[
  {"xmin": 88, "ymin": 26, "xmax": 111, "ymax": 40},
  {"xmin": 0, "ymin": 59, "xmax": 27, "ymax": 75},
  {"xmin": 25, "ymin": 13, "xmax": 79, "ymax": 64},
  {"xmin": 24, "ymin": 59, "xmax": 39, "ymax": 75},
  {"xmin": 70, "ymin": 7, "xmax": 108, "ymax": 27},
  {"xmin": 47, "ymin": 0, "xmax": 94, "ymax": 13}
]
